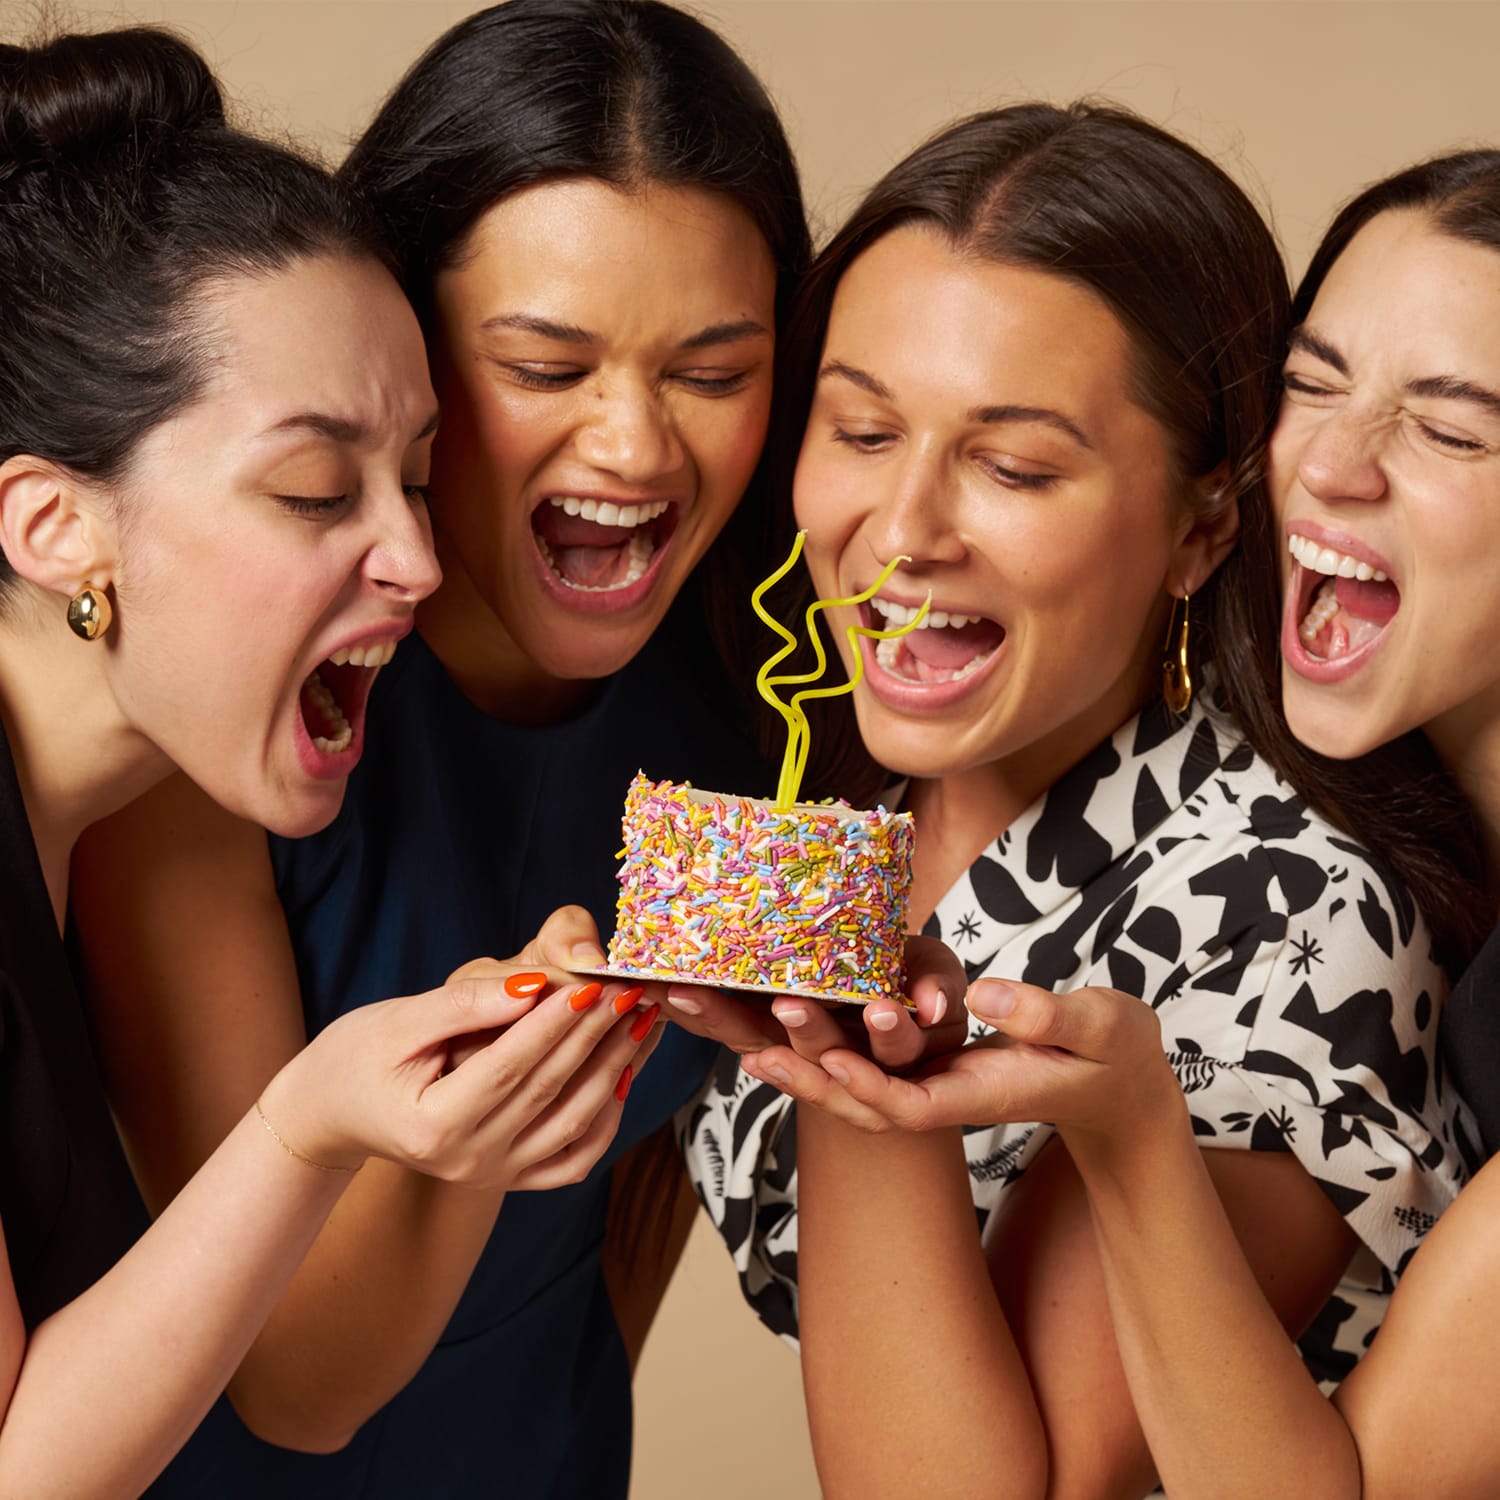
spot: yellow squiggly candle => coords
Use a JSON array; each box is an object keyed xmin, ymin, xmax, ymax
[{"xmin": 752, "ymin": 530, "xmax": 931, "ymax": 810}]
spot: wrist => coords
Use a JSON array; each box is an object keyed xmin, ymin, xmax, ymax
[
  {"xmin": 259, "ymin": 1050, "xmax": 369, "ymax": 1175},
  {"xmin": 1059, "ymin": 1060, "xmax": 1193, "ymax": 1191}
]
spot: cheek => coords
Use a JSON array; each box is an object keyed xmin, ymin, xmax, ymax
[{"xmin": 687, "ymin": 389, "xmax": 773, "ymax": 506}]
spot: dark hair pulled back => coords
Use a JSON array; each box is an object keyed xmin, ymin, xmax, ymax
[
  {"xmin": 342, "ymin": 0, "xmax": 813, "ymax": 782},
  {"xmin": 0, "ymin": 26, "xmax": 389, "ymax": 600},
  {"xmin": 340, "ymin": 0, "xmax": 809, "ymax": 330}
]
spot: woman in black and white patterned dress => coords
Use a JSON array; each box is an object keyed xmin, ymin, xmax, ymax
[{"xmin": 667, "ymin": 107, "xmax": 1476, "ymax": 1499}]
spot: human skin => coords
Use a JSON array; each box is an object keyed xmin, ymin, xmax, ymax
[
  {"xmin": 71, "ymin": 178, "xmax": 782, "ymax": 1448},
  {"xmin": 0, "ymin": 251, "xmax": 657, "ymax": 1497},
  {"xmin": 745, "ymin": 207, "xmax": 1500, "ymax": 1500},
  {"xmin": 718, "ymin": 226, "xmax": 1354, "ymax": 1500}
]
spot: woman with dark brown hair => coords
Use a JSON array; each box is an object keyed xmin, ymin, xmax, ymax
[
  {"xmin": 754, "ymin": 147, "xmax": 1500, "ymax": 1500},
  {"xmin": 675, "ymin": 105, "xmax": 1473, "ymax": 1498}
]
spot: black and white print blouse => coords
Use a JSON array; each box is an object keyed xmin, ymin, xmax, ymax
[{"xmin": 678, "ymin": 695, "xmax": 1470, "ymax": 1387}]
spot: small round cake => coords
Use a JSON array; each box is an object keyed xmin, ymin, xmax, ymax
[{"xmin": 605, "ymin": 773, "xmax": 915, "ymax": 1002}]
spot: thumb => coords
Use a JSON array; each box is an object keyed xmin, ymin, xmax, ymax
[
  {"xmin": 411, "ymin": 973, "xmax": 536, "ymax": 1043},
  {"xmin": 516, "ymin": 904, "xmax": 606, "ymax": 971},
  {"xmin": 966, "ymin": 978, "xmax": 1061, "ymax": 1042}
]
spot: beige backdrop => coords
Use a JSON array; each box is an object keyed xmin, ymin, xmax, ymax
[{"xmin": 14, "ymin": 1, "xmax": 1500, "ymax": 1495}]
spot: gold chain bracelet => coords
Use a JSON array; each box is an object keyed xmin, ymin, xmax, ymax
[{"xmin": 254, "ymin": 1098, "xmax": 359, "ymax": 1175}]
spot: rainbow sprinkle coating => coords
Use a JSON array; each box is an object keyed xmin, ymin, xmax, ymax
[{"xmin": 606, "ymin": 774, "xmax": 914, "ymax": 1002}]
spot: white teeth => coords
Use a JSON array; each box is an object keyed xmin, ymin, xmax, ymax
[
  {"xmin": 1299, "ymin": 578, "xmax": 1340, "ymax": 645},
  {"xmin": 546, "ymin": 496, "xmax": 669, "ymax": 528},
  {"xmin": 1287, "ymin": 533, "xmax": 1388, "ymax": 583},
  {"xmin": 869, "ymin": 595, "xmax": 980, "ymax": 631},
  {"xmin": 323, "ymin": 640, "xmax": 396, "ymax": 672},
  {"xmin": 347, "ymin": 645, "xmax": 367, "ymax": 667},
  {"xmin": 534, "ymin": 527, "xmax": 655, "ymax": 592},
  {"xmin": 329, "ymin": 647, "xmax": 350, "ymax": 666},
  {"xmin": 304, "ymin": 667, "xmax": 352, "ymax": 753},
  {"xmin": 873, "ymin": 633, "xmax": 991, "ymax": 682}
]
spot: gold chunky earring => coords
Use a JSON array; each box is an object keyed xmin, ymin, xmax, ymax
[
  {"xmin": 66, "ymin": 584, "xmax": 113, "ymax": 642},
  {"xmin": 1162, "ymin": 591, "xmax": 1191, "ymax": 714}
]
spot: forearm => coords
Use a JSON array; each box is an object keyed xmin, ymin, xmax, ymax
[
  {"xmin": 0, "ymin": 1107, "xmax": 348, "ymax": 1499},
  {"xmin": 226, "ymin": 1161, "xmax": 503, "ymax": 1448},
  {"xmin": 1065, "ymin": 1100, "xmax": 1361, "ymax": 1500},
  {"xmin": 798, "ymin": 1109, "xmax": 1047, "ymax": 1500}
]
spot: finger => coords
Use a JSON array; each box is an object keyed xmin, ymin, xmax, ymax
[
  {"xmin": 513, "ymin": 905, "xmax": 608, "ymax": 972},
  {"xmin": 821, "ymin": 1045, "xmax": 997, "ymax": 1130},
  {"xmin": 966, "ymin": 979, "xmax": 1158, "ymax": 1063},
  {"xmin": 502, "ymin": 1007, "xmax": 646, "ymax": 1161},
  {"xmin": 861, "ymin": 1000, "xmax": 928, "ymax": 1071},
  {"xmin": 740, "ymin": 1046, "xmax": 892, "ymax": 1133},
  {"xmin": 664, "ymin": 983, "xmax": 782, "ymax": 1053},
  {"xmin": 771, "ymin": 996, "xmax": 847, "ymax": 1062},
  {"xmin": 508, "ymin": 1095, "xmax": 623, "ymax": 1191},
  {"xmin": 903, "ymin": 934, "xmax": 965, "ymax": 1026}
]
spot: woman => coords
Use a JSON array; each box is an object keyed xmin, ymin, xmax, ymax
[
  {"xmin": 674, "ymin": 105, "xmax": 1470, "ymax": 1499},
  {"xmin": 0, "ymin": 24, "xmax": 657, "ymax": 1498},
  {"xmin": 760, "ymin": 147, "xmax": 1500, "ymax": 1500},
  {"xmin": 69, "ymin": 3, "xmax": 839, "ymax": 1497}
]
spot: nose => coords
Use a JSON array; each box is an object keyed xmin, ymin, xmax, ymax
[
  {"xmin": 574, "ymin": 377, "xmax": 685, "ymax": 484},
  {"xmin": 863, "ymin": 446, "xmax": 967, "ymax": 570},
  {"xmin": 368, "ymin": 486, "xmax": 442, "ymax": 603},
  {"xmin": 1295, "ymin": 406, "xmax": 1389, "ymax": 506}
]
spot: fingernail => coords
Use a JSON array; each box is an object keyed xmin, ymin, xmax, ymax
[
  {"xmin": 615, "ymin": 1064, "xmax": 633, "ymax": 1102},
  {"xmin": 504, "ymin": 971, "xmax": 547, "ymax": 999},
  {"xmin": 612, "ymin": 985, "xmax": 646, "ymax": 1015},
  {"xmin": 667, "ymin": 989, "xmax": 702, "ymax": 1016},
  {"xmin": 760, "ymin": 1062, "xmax": 789, "ymax": 1086},
  {"xmin": 931, "ymin": 987, "xmax": 949, "ymax": 1026},
  {"xmin": 630, "ymin": 1003, "xmax": 660, "ymax": 1043},
  {"xmin": 969, "ymin": 980, "xmax": 1016, "ymax": 1021},
  {"xmin": 868, "ymin": 1009, "xmax": 899, "ymax": 1032},
  {"xmin": 779, "ymin": 1005, "xmax": 808, "ymax": 1028},
  {"xmin": 824, "ymin": 1058, "xmax": 851, "ymax": 1085},
  {"xmin": 568, "ymin": 981, "xmax": 603, "ymax": 1012}
]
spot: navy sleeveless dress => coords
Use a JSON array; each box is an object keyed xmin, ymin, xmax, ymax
[{"xmin": 147, "ymin": 589, "xmax": 770, "ymax": 1498}]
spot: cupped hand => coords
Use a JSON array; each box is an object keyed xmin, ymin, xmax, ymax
[
  {"xmin": 265, "ymin": 925, "xmax": 665, "ymax": 1192},
  {"xmin": 742, "ymin": 978, "xmax": 1179, "ymax": 1137}
]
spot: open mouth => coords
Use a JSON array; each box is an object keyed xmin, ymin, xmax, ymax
[
  {"xmin": 865, "ymin": 596, "xmax": 1006, "ymax": 685},
  {"xmin": 531, "ymin": 495, "xmax": 678, "ymax": 595},
  {"xmin": 1288, "ymin": 534, "xmax": 1399, "ymax": 665},
  {"xmin": 297, "ymin": 639, "xmax": 397, "ymax": 758}
]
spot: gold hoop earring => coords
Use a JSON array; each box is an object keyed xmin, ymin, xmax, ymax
[
  {"xmin": 67, "ymin": 584, "xmax": 113, "ymax": 642},
  {"xmin": 1162, "ymin": 592, "xmax": 1191, "ymax": 715}
]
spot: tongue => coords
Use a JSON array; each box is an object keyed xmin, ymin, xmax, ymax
[
  {"xmin": 1334, "ymin": 575, "xmax": 1399, "ymax": 625},
  {"xmin": 901, "ymin": 618, "xmax": 1004, "ymax": 670}
]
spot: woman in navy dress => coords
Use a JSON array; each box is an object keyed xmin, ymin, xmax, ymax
[
  {"xmin": 0, "ymin": 24, "xmax": 617, "ymax": 1497},
  {"xmin": 71, "ymin": 3, "xmax": 839, "ymax": 1496}
]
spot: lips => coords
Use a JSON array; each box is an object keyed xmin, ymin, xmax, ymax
[
  {"xmin": 293, "ymin": 632, "xmax": 404, "ymax": 778},
  {"xmin": 857, "ymin": 595, "xmax": 1007, "ymax": 708},
  {"xmin": 1283, "ymin": 530, "xmax": 1399, "ymax": 682}
]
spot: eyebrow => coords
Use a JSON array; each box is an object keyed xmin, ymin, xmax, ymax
[
  {"xmin": 1288, "ymin": 326, "xmax": 1348, "ymax": 375},
  {"xmin": 969, "ymin": 403, "xmax": 1092, "ymax": 450},
  {"xmin": 263, "ymin": 409, "xmax": 441, "ymax": 445},
  {"xmin": 1291, "ymin": 326, "xmax": 1500, "ymax": 420},
  {"xmin": 818, "ymin": 362, "xmax": 1092, "ymax": 447},
  {"xmin": 480, "ymin": 313, "xmax": 769, "ymax": 352},
  {"xmin": 1405, "ymin": 374, "xmax": 1500, "ymax": 421}
]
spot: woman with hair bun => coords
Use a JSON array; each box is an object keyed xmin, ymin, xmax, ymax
[
  {"xmin": 68, "ymin": 4, "xmax": 883, "ymax": 1498},
  {"xmin": 0, "ymin": 23, "xmax": 659, "ymax": 1498},
  {"xmin": 675, "ymin": 105, "xmax": 1474, "ymax": 1497}
]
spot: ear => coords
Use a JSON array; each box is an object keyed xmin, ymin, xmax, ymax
[
  {"xmin": 1169, "ymin": 462, "xmax": 1239, "ymax": 597},
  {"xmin": 0, "ymin": 455, "xmax": 118, "ymax": 599}
]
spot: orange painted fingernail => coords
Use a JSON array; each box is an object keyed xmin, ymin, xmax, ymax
[
  {"xmin": 504, "ymin": 971, "xmax": 547, "ymax": 999},
  {"xmin": 612, "ymin": 985, "xmax": 646, "ymax": 1015},
  {"xmin": 615, "ymin": 1064, "xmax": 633, "ymax": 1102},
  {"xmin": 568, "ymin": 982, "xmax": 603, "ymax": 1011},
  {"xmin": 630, "ymin": 1003, "xmax": 660, "ymax": 1043}
]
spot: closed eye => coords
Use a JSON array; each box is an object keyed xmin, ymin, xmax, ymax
[{"xmin": 276, "ymin": 494, "xmax": 349, "ymax": 518}]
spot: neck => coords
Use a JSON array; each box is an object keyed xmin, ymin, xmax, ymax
[
  {"xmin": 1425, "ymin": 692, "xmax": 1500, "ymax": 898},
  {"xmin": 416, "ymin": 527, "xmax": 595, "ymax": 725},
  {"xmin": 0, "ymin": 601, "xmax": 168, "ymax": 927}
]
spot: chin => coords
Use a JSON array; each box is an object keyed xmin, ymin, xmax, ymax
[{"xmin": 1282, "ymin": 692, "xmax": 1395, "ymax": 763}]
